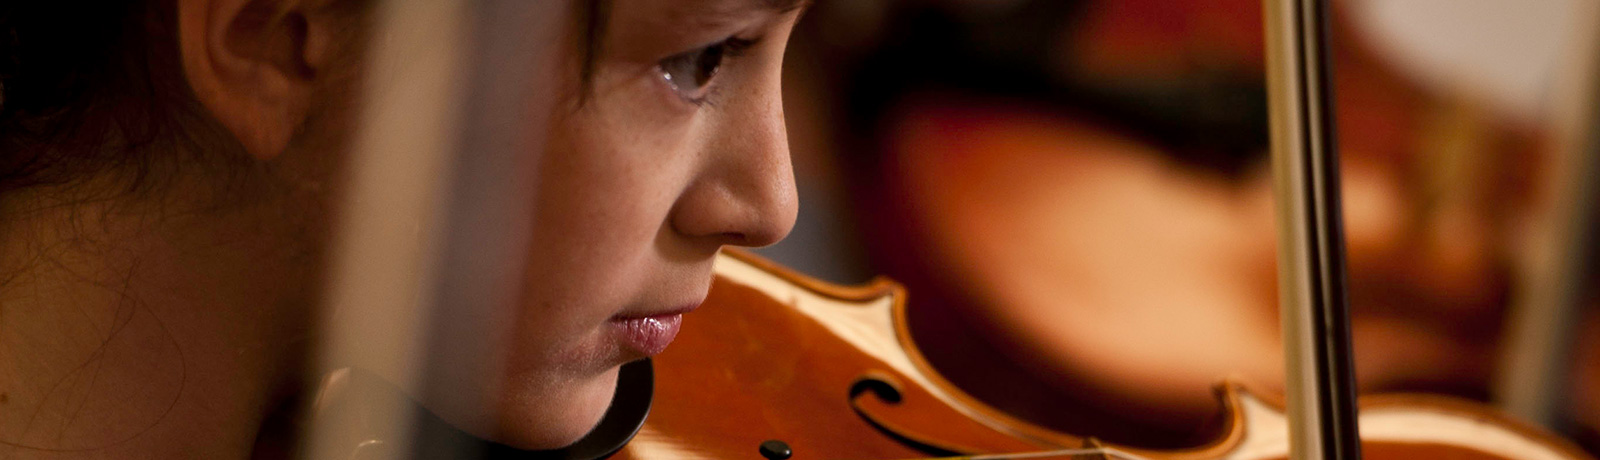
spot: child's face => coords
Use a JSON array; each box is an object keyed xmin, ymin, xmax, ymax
[{"xmin": 485, "ymin": 0, "xmax": 803, "ymax": 448}]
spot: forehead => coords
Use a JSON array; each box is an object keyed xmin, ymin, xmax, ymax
[
  {"xmin": 612, "ymin": 0, "xmax": 808, "ymax": 30},
  {"xmin": 656, "ymin": 0, "xmax": 808, "ymax": 16}
]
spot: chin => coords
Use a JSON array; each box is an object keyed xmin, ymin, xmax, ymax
[{"xmin": 491, "ymin": 365, "xmax": 620, "ymax": 450}]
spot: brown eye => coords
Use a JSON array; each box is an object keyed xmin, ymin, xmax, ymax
[{"xmin": 657, "ymin": 37, "xmax": 756, "ymax": 104}]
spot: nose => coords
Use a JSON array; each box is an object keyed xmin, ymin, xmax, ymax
[{"xmin": 669, "ymin": 82, "xmax": 798, "ymax": 249}]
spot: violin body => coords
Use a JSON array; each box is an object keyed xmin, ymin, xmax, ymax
[{"xmin": 616, "ymin": 249, "xmax": 1592, "ymax": 460}]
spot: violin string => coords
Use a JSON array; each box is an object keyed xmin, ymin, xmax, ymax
[{"xmin": 910, "ymin": 447, "xmax": 1152, "ymax": 460}]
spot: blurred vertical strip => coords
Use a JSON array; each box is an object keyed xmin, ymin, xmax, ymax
[
  {"xmin": 1495, "ymin": 0, "xmax": 1600, "ymax": 432},
  {"xmin": 310, "ymin": 0, "xmax": 471, "ymax": 458}
]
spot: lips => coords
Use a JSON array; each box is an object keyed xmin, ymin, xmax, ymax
[{"xmin": 608, "ymin": 304, "xmax": 696, "ymax": 356}]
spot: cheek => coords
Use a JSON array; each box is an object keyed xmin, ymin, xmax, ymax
[{"xmin": 522, "ymin": 102, "xmax": 697, "ymax": 326}]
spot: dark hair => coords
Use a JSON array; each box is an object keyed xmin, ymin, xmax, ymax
[
  {"xmin": 839, "ymin": 0, "xmax": 1268, "ymax": 178},
  {"xmin": 576, "ymin": 0, "xmax": 611, "ymax": 102},
  {"xmin": 0, "ymin": 0, "xmax": 220, "ymax": 197},
  {"xmin": 0, "ymin": 0, "xmax": 609, "ymax": 198}
]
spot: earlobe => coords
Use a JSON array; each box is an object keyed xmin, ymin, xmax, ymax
[{"xmin": 178, "ymin": 0, "xmax": 335, "ymax": 160}]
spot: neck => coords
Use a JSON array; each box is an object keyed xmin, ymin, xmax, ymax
[{"xmin": 0, "ymin": 179, "xmax": 322, "ymax": 459}]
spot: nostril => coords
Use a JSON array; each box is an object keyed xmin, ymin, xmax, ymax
[{"xmin": 720, "ymin": 232, "xmax": 750, "ymax": 246}]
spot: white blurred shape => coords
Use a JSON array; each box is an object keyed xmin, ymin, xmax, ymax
[{"xmin": 1345, "ymin": 0, "xmax": 1577, "ymax": 121}]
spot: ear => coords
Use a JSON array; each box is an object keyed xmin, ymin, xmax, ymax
[{"xmin": 178, "ymin": 0, "xmax": 339, "ymax": 160}]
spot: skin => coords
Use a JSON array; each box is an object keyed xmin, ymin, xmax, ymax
[
  {"xmin": 880, "ymin": 19, "xmax": 1549, "ymax": 439},
  {"xmin": 0, "ymin": 0, "xmax": 802, "ymax": 457},
  {"xmin": 497, "ymin": 0, "xmax": 802, "ymax": 448},
  {"xmin": 894, "ymin": 101, "xmax": 1512, "ymax": 418}
]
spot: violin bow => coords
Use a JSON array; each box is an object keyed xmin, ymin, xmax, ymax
[{"xmin": 1262, "ymin": 0, "xmax": 1362, "ymax": 459}]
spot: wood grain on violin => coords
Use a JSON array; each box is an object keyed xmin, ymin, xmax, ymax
[{"xmin": 616, "ymin": 249, "xmax": 1592, "ymax": 459}]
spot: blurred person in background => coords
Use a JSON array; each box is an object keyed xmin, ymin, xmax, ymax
[{"xmin": 774, "ymin": 0, "xmax": 1600, "ymax": 452}]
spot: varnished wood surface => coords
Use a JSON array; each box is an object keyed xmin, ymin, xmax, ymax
[
  {"xmin": 617, "ymin": 253, "xmax": 1052, "ymax": 458},
  {"xmin": 615, "ymin": 249, "xmax": 1591, "ymax": 459}
]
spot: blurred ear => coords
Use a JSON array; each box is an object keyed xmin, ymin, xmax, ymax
[{"xmin": 178, "ymin": 0, "xmax": 340, "ymax": 160}]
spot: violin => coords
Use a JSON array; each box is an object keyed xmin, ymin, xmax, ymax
[
  {"xmin": 620, "ymin": 248, "xmax": 1590, "ymax": 460},
  {"xmin": 616, "ymin": 0, "xmax": 1598, "ymax": 458}
]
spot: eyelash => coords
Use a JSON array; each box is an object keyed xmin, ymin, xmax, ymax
[{"xmin": 656, "ymin": 36, "xmax": 760, "ymax": 106}]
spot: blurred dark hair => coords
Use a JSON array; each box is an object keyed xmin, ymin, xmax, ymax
[
  {"xmin": 0, "ymin": 0, "xmax": 611, "ymax": 198},
  {"xmin": 577, "ymin": 0, "xmax": 611, "ymax": 99},
  {"xmin": 838, "ymin": 0, "xmax": 1268, "ymax": 178},
  {"xmin": 0, "ymin": 0, "xmax": 215, "ymax": 197}
]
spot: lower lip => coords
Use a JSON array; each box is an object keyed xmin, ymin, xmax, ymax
[{"xmin": 609, "ymin": 314, "xmax": 684, "ymax": 356}]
